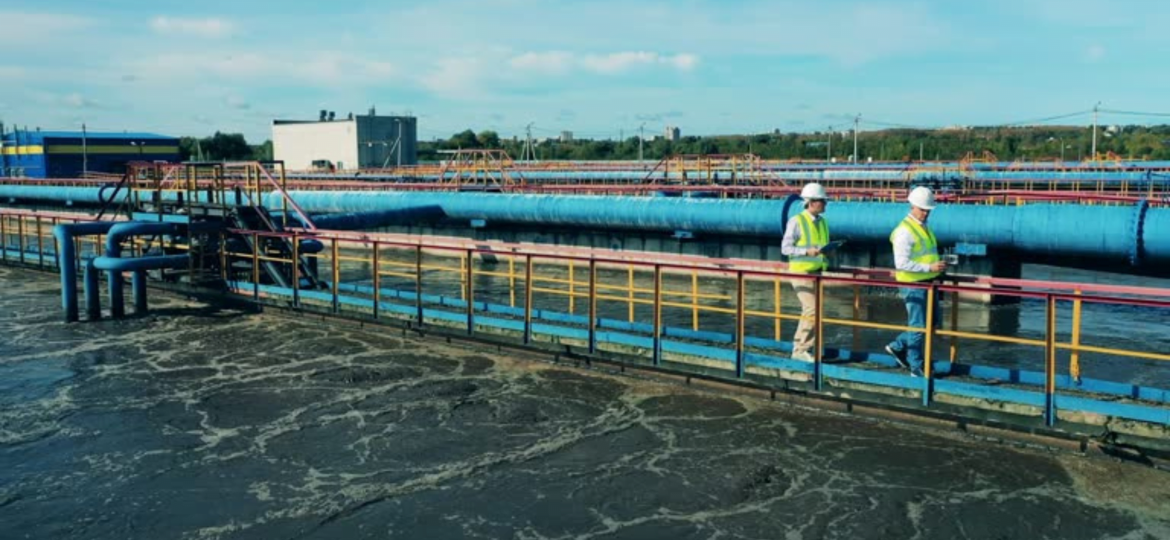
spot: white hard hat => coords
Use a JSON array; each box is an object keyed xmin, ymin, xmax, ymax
[
  {"xmin": 908, "ymin": 186, "xmax": 937, "ymax": 210},
  {"xmin": 800, "ymin": 183, "xmax": 828, "ymax": 201}
]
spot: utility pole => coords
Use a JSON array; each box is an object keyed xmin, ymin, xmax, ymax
[
  {"xmin": 0, "ymin": 120, "xmax": 6, "ymax": 177},
  {"xmin": 852, "ymin": 114, "xmax": 860, "ymax": 163},
  {"xmin": 396, "ymin": 119, "xmax": 403, "ymax": 167},
  {"xmin": 638, "ymin": 122, "xmax": 646, "ymax": 163},
  {"xmin": 827, "ymin": 126, "xmax": 832, "ymax": 162},
  {"xmin": 919, "ymin": 141, "xmax": 924, "ymax": 162},
  {"xmin": 1091, "ymin": 101, "xmax": 1101, "ymax": 161},
  {"xmin": 82, "ymin": 123, "xmax": 88, "ymax": 177},
  {"xmin": 523, "ymin": 122, "xmax": 535, "ymax": 162}
]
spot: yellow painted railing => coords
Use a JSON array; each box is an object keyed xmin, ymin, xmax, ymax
[{"xmin": 4, "ymin": 210, "xmax": 1170, "ymax": 429}]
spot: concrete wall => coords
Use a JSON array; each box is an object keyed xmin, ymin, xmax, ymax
[{"xmin": 272, "ymin": 121, "xmax": 358, "ymax": 171}]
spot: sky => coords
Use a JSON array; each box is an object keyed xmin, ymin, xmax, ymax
[{"xmin": 2, "ymin": 0, "xmax": 1170, "ymax": 142}]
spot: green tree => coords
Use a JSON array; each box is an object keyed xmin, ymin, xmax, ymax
[
  {"xmin": 477, "ymin": 130, "xmax": 501, "ymax": 148},
  {"xmin": 202, "ymin": 132, "xmax": 252, "ymax": 160},
  {"xmin": 408, "ymin": 125, "xmax": 1170, "ymax": 163},
  {"xmin": 448, "ymin": 129, "xmax": 480, "ymax": 149},
  {"xmin": 252, "ymin": 140, "xmax": 273, "ymax": 161},
  {"xmin": 178, "ymin": 137, "xmax": 199, "ymax": 161}
]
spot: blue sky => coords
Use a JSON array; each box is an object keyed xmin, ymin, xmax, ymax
[{"xmin": 2, "ymin": 0, "xmax": 1169, "ymax": 142}]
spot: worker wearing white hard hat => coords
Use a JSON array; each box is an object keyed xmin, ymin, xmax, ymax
[
  {"xmin": 780, "ymin": 183, "xmax": 831, "ymax": 362},
  {"xmin": 884, "ymin": 186, "xmax": 947, "ymax": 377}
]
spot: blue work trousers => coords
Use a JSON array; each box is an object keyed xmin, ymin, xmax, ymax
[{"xmin": 888, "ymin": 286, "xmax": 943, "ymax": 372}]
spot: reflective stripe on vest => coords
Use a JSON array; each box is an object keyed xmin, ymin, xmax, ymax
[
  {"xmin": 890, "ymin": 217, "xmax": 940, "ymax": 282},
  {"xmin": 788, "ymin": 211, "xmax": 829, "ymax": 274}
]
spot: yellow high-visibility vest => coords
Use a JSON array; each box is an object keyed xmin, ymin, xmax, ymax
[
  {"xmin": 788, "ymin": 211, "xmax": 829, "ymax": 274},
  {"xmin": 890, "ymin": 217, "xmax": 940, "ymax": 282}
]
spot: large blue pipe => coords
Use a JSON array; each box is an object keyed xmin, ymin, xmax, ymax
[
  {"xmin": 53, "ymin": 221, "xmax": 117, "ymax": 322},
  {"xmin": 286, "ymin": 206, "xmax": 447, "ymax": 230},
  {"xmin": 258, "ymin": 191, "xmax": 1163, "ymax": 266},
  {"xmin": 85, "ymin": 255, "xmax": 190, "ymax": 319},
  {"xmin": 13, "ymin": 187, "xmax": 1170, "ymax": 268},
  {"xmin": 102, "ymin": 222, "xmax": 180, "ymax": 317}
]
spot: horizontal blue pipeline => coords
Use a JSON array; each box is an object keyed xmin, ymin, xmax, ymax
[
  {"xmin": 427, "ymin": 171, "xmax": 1168, "ymax": 182},
  {"xmin": 260, "ymin": 191, "xmax": 1166, "ymax": 266},
  {"xmin": 3, "ymin": 187, "xmax": 1167, "ymax": 266}
]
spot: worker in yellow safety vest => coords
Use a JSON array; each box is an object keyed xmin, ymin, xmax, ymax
[
  {"xmin": 884, "ymin": 186, "xmax": 948, "ymax": 376},
  {"xmin": 781, "ymin": 183, "xmax": 831, "ymax": 362}
]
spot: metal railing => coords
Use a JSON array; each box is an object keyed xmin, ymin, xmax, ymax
[
  {"xmin": 213, "ymin": 226, "xmax": 1170, "ymax": 428},
  {"xmin": 4, "ymin": 208, "xmax": 1168, "ymax": 431}
]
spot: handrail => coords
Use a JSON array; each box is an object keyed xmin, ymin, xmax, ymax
[
  {"xmin": 5, "ymin": 207, "xmax": 1168, "ymax": 305},
  {"xmin": 216, "ymin": 228, "xmax": 1170, "ymax": 428},
  {"xmin": 11, "ymin": 209, "xmax": 1170, "ymax": 432}
]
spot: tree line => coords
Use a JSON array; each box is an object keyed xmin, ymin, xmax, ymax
[
  {"xmin": 178, "ymin": 132, "xmax": 272, "ymax": 162},
  {"xmin": 421, "ymin": 125, "xmax": 1170, "ymax": 162},
  {"xmin": 180, "ymin": 125, "xmax": 1170, "ymax": 165}
]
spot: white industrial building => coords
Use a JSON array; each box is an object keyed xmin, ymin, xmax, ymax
[{"xmin": 272, "ymin": 109, "xmax": 418, "ymax": 171}]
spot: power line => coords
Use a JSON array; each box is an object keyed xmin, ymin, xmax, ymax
[
  {"xmin": 1099, "ymin": 108, "xmax": 1170, "ymax": 118},
  {"xmin": 997, "ymin": 110, "xmax": 1092, "ymax": 127},
  {"xmin": 860, "ymin": 118, "xmax": 937, "ymax": 130}
]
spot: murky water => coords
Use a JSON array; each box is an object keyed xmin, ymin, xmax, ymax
[{"xmin": 1, "ymin": 266, "xmax": 1169, "ymax": 539}]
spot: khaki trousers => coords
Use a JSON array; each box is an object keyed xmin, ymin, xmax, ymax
[{"xmin": 791, "ymin": 278, "xmax": 818, "ymax": 355}]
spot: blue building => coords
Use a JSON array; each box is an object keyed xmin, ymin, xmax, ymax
[{"xmin": 0, "ymin": 128, "xmax": 179, "ymax": 178}]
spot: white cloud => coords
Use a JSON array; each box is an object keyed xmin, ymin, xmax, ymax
[
  {"xmin": 63, "ymin": 93, "xmax": 101, "ymax": 108},
  {"xmin": 418, "ymin": 49, "xmax": 698, "ymax": 101},
  {"xmin": 509, "ymin": 51, "xmax": 574, "ymax": 74},
  {"xmin": 0, "ymin": 12, "xmax": 92, "ymax": 42},
  {"xmin": 150, "ymin": 16, "xmax": 233, "ymax": 38},
  {"xmin": 19, "ymin": 0, "xmax": 1164, "ymax": 142},
  {"xmin": 294, "ymin": 53, "xmax": 395, "ymax": 81},
  {"xmin": 508, "ymin": 51, "xmax": 699, "ymax": 75},
  {"xmin": 581, "ymin": 51, "xmax": 658, "ymax": 74},
  {"xmin": 225, "ymin": 95, "xmax": 250, "ymax": 110},
  {"xmin": 1085, "ymin": 44, "xmax": 1106, "ymax": 62},
  {"xmin": 420, "ymin": 57, "xmax": 489, "ymax": 99},
  {"xmin": 667, "ymin": 53, "xmax": 699, "ymax": 71},
  {"xmin": 374, "ymin": 1, "xmax": 948, "ymax": 66},
  {"xmin": 30, "ymin": 91, "xmax": 103, "ymax": 110},
  {"xmin": 0, "ymin": 66, "xmax": 27, "ymax": 81},
  {"xmin": 125, "ymin": 51, "xmax": 395, "ymax": 86},
  {"xmin": 1024, "ymin": 0, "xmax": 1134, "ymax": 27}
]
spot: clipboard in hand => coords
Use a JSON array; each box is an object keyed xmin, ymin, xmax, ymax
[{"xmin": 820, "ymin": 240, "xmax": 846, "ymax": 254}]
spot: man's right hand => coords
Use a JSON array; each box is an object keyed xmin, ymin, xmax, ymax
[
  {"xmin": 807, "ymin": 247, "xmax": 821, "ymax": 256},
  {"xmin": 930, "ymin": 261, "xmax": 948, "ymax": 272}
]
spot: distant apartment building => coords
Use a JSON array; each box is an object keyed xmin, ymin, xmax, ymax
[{"xmin": 665, "ymin": 126, "xmax": 681, "ymax": 141}]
